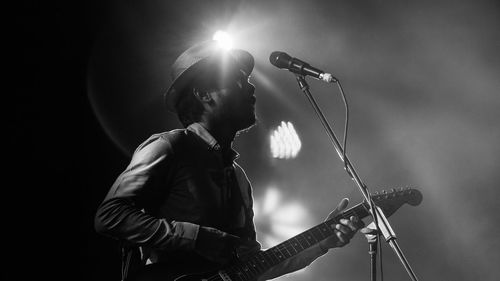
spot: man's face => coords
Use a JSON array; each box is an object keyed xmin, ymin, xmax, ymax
[{"xmin": 210, "ymin": 69, "xmax": 257, "ymax": 131}]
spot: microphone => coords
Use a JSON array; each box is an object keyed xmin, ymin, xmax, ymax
[{"xmin": 269, "ymin": 51, "xmax": 337, "ymax": 83}]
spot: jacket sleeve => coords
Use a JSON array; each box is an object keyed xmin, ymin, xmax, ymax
[{"xmin": 94, "ymin": 134, "xmax": 199, "ymax": 251}]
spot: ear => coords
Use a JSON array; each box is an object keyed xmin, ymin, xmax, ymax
[{"xmin": 193, "ymin": 88, "xmax": 213, "ymax": 104}]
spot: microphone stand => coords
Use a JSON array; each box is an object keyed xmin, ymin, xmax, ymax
[
  {"xmin": 367, "ymin": 233, "xmax": 378, "ymax": 281},
  {"xmin": 293, "ymin": 74, "xmax": 419, "ymax": 281},
  {"xmin": 363, "ymin": 224, "xmax": 380, "ymax": 281}
]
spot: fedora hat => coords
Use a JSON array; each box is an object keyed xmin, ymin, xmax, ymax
[{"xmin": 164, "ymin": 40, "xmax": 254, "ymax": 112}]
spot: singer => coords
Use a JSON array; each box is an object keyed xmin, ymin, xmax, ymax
[{"xmin": 94, "ymin": 40, "xmax": 364, "ymax": 281}]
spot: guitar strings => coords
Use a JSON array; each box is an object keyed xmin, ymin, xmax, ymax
[{"xmin": 207, "ymin": 207, "xmax": 366, "ymax": 281}]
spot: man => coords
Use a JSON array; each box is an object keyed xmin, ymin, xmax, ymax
[{"xmin": 94, "ymin": 40, "xmax": 364, "ymax": 281}]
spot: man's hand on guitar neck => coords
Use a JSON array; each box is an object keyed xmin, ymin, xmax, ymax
[{"xmin": 318, "ymin": 198, "xmax": 365, "ymax": 251}]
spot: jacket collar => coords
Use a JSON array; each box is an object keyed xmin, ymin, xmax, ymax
[{"xmin": 187, "ymin": 122, "xmax": 240, "ymax": 161}]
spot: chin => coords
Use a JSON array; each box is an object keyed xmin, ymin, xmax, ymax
[{"xmin": 236, "ymin": 113, "xmax": 257, "ymax": 133}]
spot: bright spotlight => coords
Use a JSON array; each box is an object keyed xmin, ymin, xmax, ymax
[
  {"xmin": 212, "ymin": 30, "xmax": 233, "ymax": 50},
  {"xmin": 270, "ymin": 121, "xmax": 302, "ymax": 159}
]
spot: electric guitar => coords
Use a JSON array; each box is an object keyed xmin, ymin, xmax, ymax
[{"xmin": 130, "ymin": 187, "xmax": 422, "ymax": 281}]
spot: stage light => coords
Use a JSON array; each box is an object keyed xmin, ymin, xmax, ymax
[
  {"xmin": 212, "ymin": 30, "xmax": 233, "ymax": 50},
  {"xmin": 270, "ymin": 121, "xmax": 302, "ymax": 159}
]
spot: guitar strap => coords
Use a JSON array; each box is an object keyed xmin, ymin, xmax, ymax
[{"xmin": 225, "ymin": 164, "xmax": 254, "ymax": 239}]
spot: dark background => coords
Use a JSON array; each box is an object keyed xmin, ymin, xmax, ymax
[
  {"xmin": 12, "ymin": 0, "xmax": 500, "ymax": 280},
  {"xmin": 12, "ymin": 1, "xmax": 124, "ymax": 280}
]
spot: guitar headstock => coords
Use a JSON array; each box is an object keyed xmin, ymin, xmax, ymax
[{"xmin": 370, "ymin": 187, "xmax": 423, "ymax": 217}]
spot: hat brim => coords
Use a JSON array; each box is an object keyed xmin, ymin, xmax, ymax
[{"xmin": 164, "ymin": 49, "xmax": 254, "ymax": 113}]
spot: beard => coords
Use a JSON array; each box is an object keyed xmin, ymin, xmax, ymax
[
  {"xmin": 216, "ymin": 86, "xmax": 257, "ymax": 134},
  {"xmin": 221, "ymin": 93, "xmax": 257, "ymax": 133},
  {"xmin": 236, "ymin": 114, "xmax": 258, "ymax": 136},
  {"xmin": 234, "ymin": 107, "xmax": 257, "ymax": 134}
]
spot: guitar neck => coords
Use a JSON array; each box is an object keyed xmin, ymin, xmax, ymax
[
  {"xmin": 130, "ymin": 188, "xmax": 419, "ymax": 281},
  {"xmin": 225, "ymin": 201, "xmax": 371, "ymax": 280}
]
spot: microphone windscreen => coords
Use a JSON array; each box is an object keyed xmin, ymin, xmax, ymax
[{"xmin": 269, "ymin": 51, "xmax": 291, "ymax": 69}]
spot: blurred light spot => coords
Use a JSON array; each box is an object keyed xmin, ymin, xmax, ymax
[
  {"xmin": 253, "ymin": 186, "xmax": 312, "ymax": 279},
  {"xmin": 270, "ymin": 121, "xmax": 302, "ymax": 159},
  {"xmin": 271, "ymin": 202, "xmax": 309, "ymax": 225},
  {"xmin": 262, "ymin": 186, "xmax": 281, "ymax": 215},
  {"xmin": 213, "ymin": 30, "xmax": 233, "ymax": 50},
  {"xmin": 253, "ymin": 186, "xmax": 312, "ymax": 248}
]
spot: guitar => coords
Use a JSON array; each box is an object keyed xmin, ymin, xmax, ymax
[{"xmin": 130, "ymin": 187, "xmax": 422, "ymax": 281}]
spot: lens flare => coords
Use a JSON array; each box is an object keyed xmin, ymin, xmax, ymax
[{"xmin": 213, "ymin": 30, "xmax": 233, "ymax": 50}]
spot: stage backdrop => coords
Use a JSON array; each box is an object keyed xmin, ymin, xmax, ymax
[{"xmin": 85, "ymin": 1, "xmax": 500, "ymax": 280}]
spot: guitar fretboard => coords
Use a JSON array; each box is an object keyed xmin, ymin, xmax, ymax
[{"xmin": 224, "ymin": 201, "xmax": 371, "ymax": 281}]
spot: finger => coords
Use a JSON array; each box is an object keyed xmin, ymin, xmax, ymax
[
  {"xmin": 340, "ymin": 218, "xmax": 358, "ymax": 232},
  {"xmin": 327, "ymin": 198, "xmax": 350, "ymax": 219},
  {"xmin": 336, "ymin": 223, "xmax": 353, "ymax": 236},
  {"xmin": 325, "ymin": 198, "xmax": 349, "ymax": 221},
  {"xmin": 325, "ymin": 210, "xmax": 335, "ymax": 221},
  {"xmin": 335, "ymin": 230, "xmax": 350, "ymax": 245},
  {"xmin": 336, "ymin": 198, "xmax": 349, "ymax": 212}
]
